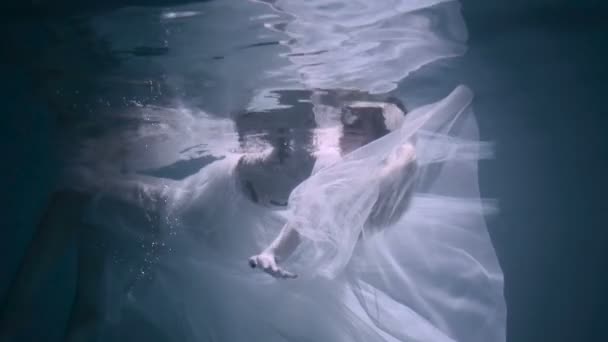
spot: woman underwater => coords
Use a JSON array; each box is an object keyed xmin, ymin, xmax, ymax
[
  {"xmin": 146, "ymin": 86, "xmax": 505, "ymax": 342},
  {"xmin": 248, "ymin": 98, "xmax": 417, "ymax": 279},
  {"xmin": 1, "ymin": 85, "xmax": 505, "ymax": 342}
]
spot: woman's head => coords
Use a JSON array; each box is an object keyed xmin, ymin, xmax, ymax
[{"xmin": 338, "ymin": 99, "xmax": 407, "ymax": 155}]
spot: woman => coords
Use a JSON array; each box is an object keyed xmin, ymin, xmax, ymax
[
  {"xmin": 101, "ymin": 86, "xmax": 503, "ymax": 342},
  {"xmin": 248, "ymin": 141, "xmax": 418, "ymax": 279},
  {"xmin": 236, "ymin": 85, "xmax": 505, "ymax": 342},
  {"xmin": 2, "ymin": 86, "xmax": 504, "ymax": 342}
]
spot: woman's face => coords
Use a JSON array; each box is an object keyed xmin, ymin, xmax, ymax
[
  {"xmin": 339, "ymin": 105, "xmax": 389, "ymax": 155},
  {"xmin": 234, "ymin": 91, "xmax": 406, "ymax": 207}
]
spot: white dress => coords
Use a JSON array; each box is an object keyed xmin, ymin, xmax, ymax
[{"xmin": 84, "ymin": 85, "xmax": 505, "ymax": 342}]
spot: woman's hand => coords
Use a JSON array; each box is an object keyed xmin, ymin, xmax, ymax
[{"xmin": 248, "ymin": 253, "xmax": 297, "ymax": 279}]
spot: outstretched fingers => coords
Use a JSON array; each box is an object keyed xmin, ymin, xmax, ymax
[
  {"xmin": 248, "ymin": 254, "xmax": 297, "ymax": 279},
  {"xmin": 276, "ymin": 268, "xmax": 297, "ymax": 279}
]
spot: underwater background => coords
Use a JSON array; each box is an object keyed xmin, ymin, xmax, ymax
[{"xmin": 1, "ymin": 0, "xmax": 607, "ymax": 341}]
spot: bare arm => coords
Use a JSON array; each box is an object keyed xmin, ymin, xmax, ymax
[
  {"xmin": 248, "ymin": 222, "xmax": 300, "ymax": 279},
  {"xmin": 264, "ymin": 223, "xmax": 301, "ymax": 261}
]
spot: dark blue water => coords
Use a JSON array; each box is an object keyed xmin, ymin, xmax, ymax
[
  {"xmin": 462, "ymin": 2, "xmax": 608, "ymax": 341},
  {"xmin": 1, "ymin": 0, "xmax": 607, "ymax": 341}
]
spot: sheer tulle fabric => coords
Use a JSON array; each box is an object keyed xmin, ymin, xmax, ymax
[{"xmin": 85, "ymin": 86, "xmax": 505, "ymax": 342}]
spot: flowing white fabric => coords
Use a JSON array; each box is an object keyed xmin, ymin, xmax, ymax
[{"xmin": 82, "ymin": 85, "xmax": 505, "ymax": 342}]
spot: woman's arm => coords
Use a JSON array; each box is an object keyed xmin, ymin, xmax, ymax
[{"xmin": 248, "ymin": 222, "xmax": 300, "ymax": 279}]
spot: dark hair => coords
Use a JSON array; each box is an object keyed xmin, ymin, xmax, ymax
[
  {"xmin": 339, "ymin": 102, "xmax": 404, "ymax": 155},
  {"xmin": 386, "ymin": 96, "xmax": 407, "ymax": 114}
]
